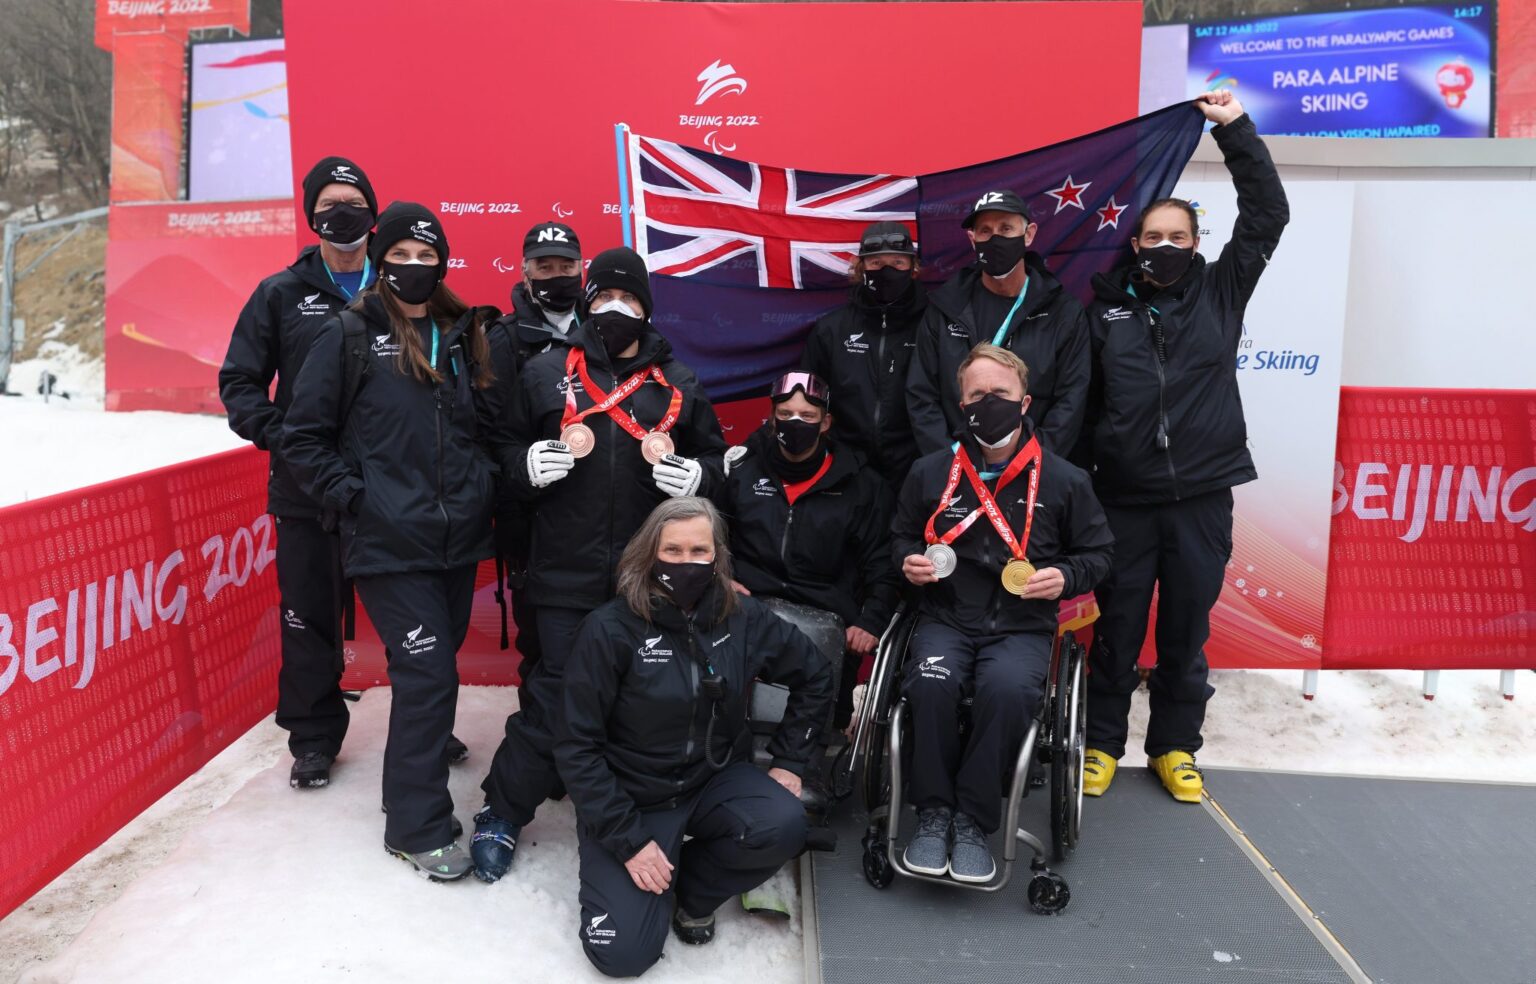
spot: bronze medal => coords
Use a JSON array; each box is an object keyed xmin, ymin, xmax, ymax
[
  {"xmin": 640, "ymin": 431, "xmax": 676, "ymax": 465},
  {"xmin": 1001, "ymin": 559, "xmax": 1036, "ymax": 596},
  {"xmin": 560, "ymin": 422, "xmax": 595, "ymax": 458}
]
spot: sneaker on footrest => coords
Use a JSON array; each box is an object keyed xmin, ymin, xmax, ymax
[
  {"xmin": 947, "ymin": 812, "xmax": 996, "ymax": 884},
  {"xmin": 470, "ymin": 807, "xmax": 521, "ymax": 883},
  {"xmin": 901, "ymin": 807, "xmax": 951, "ymax": 876},
  {"xmin": 1082, "ymin": 749, "xmax": 1116, "ymax": 797},
  {"xmin": 1150, "ymin": 751, "xmax": 1204, "ymax": 803}
]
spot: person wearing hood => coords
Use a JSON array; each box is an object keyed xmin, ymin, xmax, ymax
[
  {"xmin": 472, "ymin": 247, "xmax": 728, "ymax": 883},
  {"xmin": 907, "ymin": 191, "xmax": 1090, "ymax": 458},
  {"xmin": 555, "ymin": 496, "xmax": 833, "ymax": 975},
  {"xmin": 218, "ymin": 155, "xmax": 380, "ymax": 791},
  {"xmin": 891, "ymin": 344, "xmax": 1112, "ymax": 884},
  {"xmin": 715, "ymin": 370, "xmax": 899, "ymax": 724},
  {"xmin": 798, "ymin": 222, "xmax": 935, "ymax": 491},
  {"xmin": 481, "ymin": 222, "xmax": 587, "ymax": 684},
  {"xmin": 1081, "ymin": 91, "xmax": 1288, "ymax": 805},
  {"xmin": 283, "ymin": 203, "xmax": 510, "ymax": 880}
]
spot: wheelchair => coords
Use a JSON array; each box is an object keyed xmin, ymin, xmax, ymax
[{"xmin": 836, "ymin": 602, "xmax": 1089, "ymax": 914}]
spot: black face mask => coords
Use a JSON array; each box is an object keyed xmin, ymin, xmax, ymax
[
  {"xmin": 530, "ymin": 274, "xmax": 581, "ymax": 312},
  {"xmin": 974, "ymin": 233, "xmax": 1028, "ymax": 278},
  {"xmin": 861, "ymin": 265, "xmax": 911, "ymax": 306},
  {"xmin": 1136, "ymin": 243, "xmax": 1195, "ymax": 286},
  {"xmin": 962, "ymin": 393, "xmax": 1024, "ymax": 447},
  {"xmin": 380, "ymin": 261, "xmax": 441, "ymax": 305},
  {"xmin": 592, "ymin": 309, "xmax": 646, "ymax": 360},
  {"xmin": 774, "ymin": 416, "xmax": 822, "ymax": 457},
  {"xmin": 312, "ymin": 203, "xmax": 373, "ymax": 247},
  {"xmin": 654, "ymin": 560, "xmax": 713, "ymax": 612}
]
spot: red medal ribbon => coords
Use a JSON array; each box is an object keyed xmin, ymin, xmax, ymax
[
  {"xmin": 923, "ymin": 436, "xmax": 1041, "ymax": 561},
  {"xmin": 562, "ymin": 349, "xmax": 684, "ymax": 440}
]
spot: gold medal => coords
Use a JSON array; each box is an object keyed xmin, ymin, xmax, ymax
[
  {"xmin": 559, "ymin": 422, "xmax": 595, "ymax": 458},
  {"xmin": 640, "ymin": 431, "xmax": 676, "ymax": 465},
  {"xmin": 1001, "ymin": 559, "xmax": 1036, "ymax": 596}
]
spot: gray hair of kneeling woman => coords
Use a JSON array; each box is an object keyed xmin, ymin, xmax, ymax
[{"xmin": 616, "ymin": 496, "xmax": 740, "ymax": 624}]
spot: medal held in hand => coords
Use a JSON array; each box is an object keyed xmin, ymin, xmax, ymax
[
  {"xmin": 560, "ymin": 349, "xmax": 683, "ymax": 463},
  {"xmin": 924, "ymin": 543, "xmax": 958, "ymax": 579},
  {"xmin": 560, "ymin": 422, "xmax": 596, "ymax": 458},
  {"xmin": 640, "ymin": 431, "xmax": 676, "ymax": 466}
]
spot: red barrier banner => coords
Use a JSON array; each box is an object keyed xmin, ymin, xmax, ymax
[
  {"xmin": 105, "ymin": 200, "xmax": 296, "ymax": 412},
  {"xmin": 1324, "ymin": 387, "xmax": 1536, "ymax": 670},
  {"xmin": 0, "ymin": 449, "xmax": 279, "ymax": 920}
]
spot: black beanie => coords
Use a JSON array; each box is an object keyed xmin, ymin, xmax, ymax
[
  {"xmin": 583, "ymin": 247, "xmax": 654, "ymax": 318},
  {"xmin": 302, "ymin": 156, "xmax": 378, "ymax": 228},
  {"xmin": 368, "ymin": 202, "xmax": 450, "ymax": 268}
]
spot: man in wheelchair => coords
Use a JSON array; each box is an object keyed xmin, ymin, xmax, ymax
[{"xmin": 891, "ymin": 344, "xmax": 1112, "ymax": 882}]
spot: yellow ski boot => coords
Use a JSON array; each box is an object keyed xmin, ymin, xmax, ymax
[
  {"xmin": 1082, "ymin": 749, "xmax": 1117, "ymax": 797},
  {"xmin": 1151, "ymin": 751, "xmax": 1204, "ymax": 803}
]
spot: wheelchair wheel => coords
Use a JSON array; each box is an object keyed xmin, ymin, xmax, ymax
[
  {"xmin": 861, "ymin": 704, "xmax": 893, "ymax": 816},
  {"xmin": 1027, "ymin": 871, "xmax": 1071, "ymax": 914},
  {"xmin": 1050, "ymin": 634, "xmax": 1086, "ymax": 863}
]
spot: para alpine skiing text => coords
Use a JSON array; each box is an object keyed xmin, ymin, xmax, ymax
[{"xmin": 0, "ymin": 514, "xmax": 276, "ymax": 698}]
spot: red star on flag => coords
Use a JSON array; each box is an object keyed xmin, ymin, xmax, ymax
[
  {"xmin": 1045, "ymin": 174, "xmax": 1092, "ymax": 214},
  {"xmin": 1096, "ymin": 196, "xmax": 1126, "ymax": 231}
]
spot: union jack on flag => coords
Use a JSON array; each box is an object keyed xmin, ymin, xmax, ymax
[{"xmin": 627, "ymin": 135, "xmax": 918, "ymax": 290}]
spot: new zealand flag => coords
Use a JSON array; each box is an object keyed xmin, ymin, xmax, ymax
[{"xmin": 628, "ymin": 103, "xmax": 1206, "ymax": 401}]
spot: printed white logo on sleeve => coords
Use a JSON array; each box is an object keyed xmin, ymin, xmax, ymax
[
  {"xmin": 842, "ymin": 332, "xmax": 869, "ymax": 354},
  {"xmin": 372, "ymin": 333, "xmax": 401, "ymax": 356},
  {"xmin": 402, "ymin": 624, "xmax": 438, "ymax": 654},
  {"xmin": 752, "ymin": 477, "xmax": 776, "ymax": 497}
]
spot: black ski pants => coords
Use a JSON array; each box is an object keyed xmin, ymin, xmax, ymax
[
  {"xmin": 577, "ymin": 761, "xmax": 807, "ymax": 978},
  {"xmin": 903, "ymin": 618, "xmax": 1051, "ymax": 834},
  {"xmin": 481, "ymin": 604, "xmax": 586, "ymax": 825},
  {"xmin": 1086, "ymin": 488, "xmax": 1232, "ymax": 759},
  {"xmin": 354, "ymin": 564, "xmax": 476, "ymax": 853},
  {"xmin": 273, "ymin": 515, "xmax": 348, "ymax": 758}
]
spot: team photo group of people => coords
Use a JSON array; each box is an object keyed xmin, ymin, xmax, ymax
[{"xmin": 218, "ymin": 91, "xmax": 1287, "ymax": 978}]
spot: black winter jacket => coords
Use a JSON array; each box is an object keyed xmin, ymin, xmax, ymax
[
  {"xmin": 715, "ymin": 430, "xmax": 900, "ymax": 635},
  {"xmin": 482, "ymin": 283, "xmax": 579, "ymax": 566},
  {"xmin": 799, "ymin": 283, "xmax": 937, "ymax": 489},
  {"xmin": 892, "ymin": 421, "xmax": 1114, "ymax": 637},
  {"xmin": 281, "ymin": 294, "xmax": 511, "ymax": 578},
  {"xmin": 909, "ymin": 256, "xmax": 1090, "ymax": 458},
  {"xmin": 219, "ymin": 246, "xmax": 369, "ymax": 518},
  {"xmin": 555, "ymin": 591, "xmax": 834, "ymax": 861},
  {"xmin": 1085, "ymin": 114, "xmax": 1288, "ymax": 507},
  {"xmin": 506, "ymin": 324, "xmax": 727, "ymax": 610}
]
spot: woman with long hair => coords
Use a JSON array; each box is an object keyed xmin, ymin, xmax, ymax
[
  {"xmin": 553, "ymin": 497, "xmax": 832, "ymax": 976},
  {"xmin": 284, "ymin": 202, "xmax": 514, "ymax": 880}
]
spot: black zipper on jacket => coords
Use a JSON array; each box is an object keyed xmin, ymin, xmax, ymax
[
  {"xmin": 1143, "ymin": 306, "xmax": 1181, "ymax": 500},
  {"xmin": 434, "ymin": 383, "xmax": 450, "ymax": 561},
  {"xmin": 871, "ymin": 313, "xmax": 888, "ymax": 448},
  {"xmin": 681, "ymin": 619, "xmax": 701, "ymax": 791}
]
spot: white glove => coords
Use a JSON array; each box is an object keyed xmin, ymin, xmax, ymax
[
  {"xmin": 653, "ymin": 454, "xmax": 703, "ymax": 498},
  {"xmin": 527, "ymin": 440, "xmax": 575, "ymax": 488},
  {"xmin": 723, "ymin": 445, "xmax": 749, "ymax": 476}
]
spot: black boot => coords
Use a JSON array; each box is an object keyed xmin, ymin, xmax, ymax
[
  {"xmin": 290, "ymin": 751, "xmax": 334, "ymax": 789},
  {"xmin": 672, "ymin": 906, "xmax": 716, "ymax": 946}
]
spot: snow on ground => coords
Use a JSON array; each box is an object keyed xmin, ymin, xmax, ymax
[
  {"xmin": 7, "ymin": 687, "xmax": 806, "ymax": 984},
  {"xmin": 5, "ymin": 670, "xmax": 1531, "ymax": 982},
  {"xmin": 0, "ymin": 363, "xmax": 244, "ymax": 506}
]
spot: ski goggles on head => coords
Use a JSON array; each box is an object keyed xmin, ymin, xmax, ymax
[{"xmin": 769, "ymin": 371, "xmax": 829, "ymax": 407}]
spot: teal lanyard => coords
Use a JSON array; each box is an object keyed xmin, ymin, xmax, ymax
[
  {"xmin": 990, "ymin": 276, "xmax": 1030, "ymax": 346},
  {"xmin": 1127, "ymin": 282, "xmax": 1160, "ymax": 316},
  {"xmin": 323, "ymin": 255, "xmax": 372, "ymax": 299},
  {"xmin": 429, "ymin": 319, "xmax": 440, "ymax": 369}
]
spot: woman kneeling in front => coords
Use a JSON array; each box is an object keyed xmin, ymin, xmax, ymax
[{"xmin": 554, "ymin": 496, "xmax": 833, "ymax": 977}]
